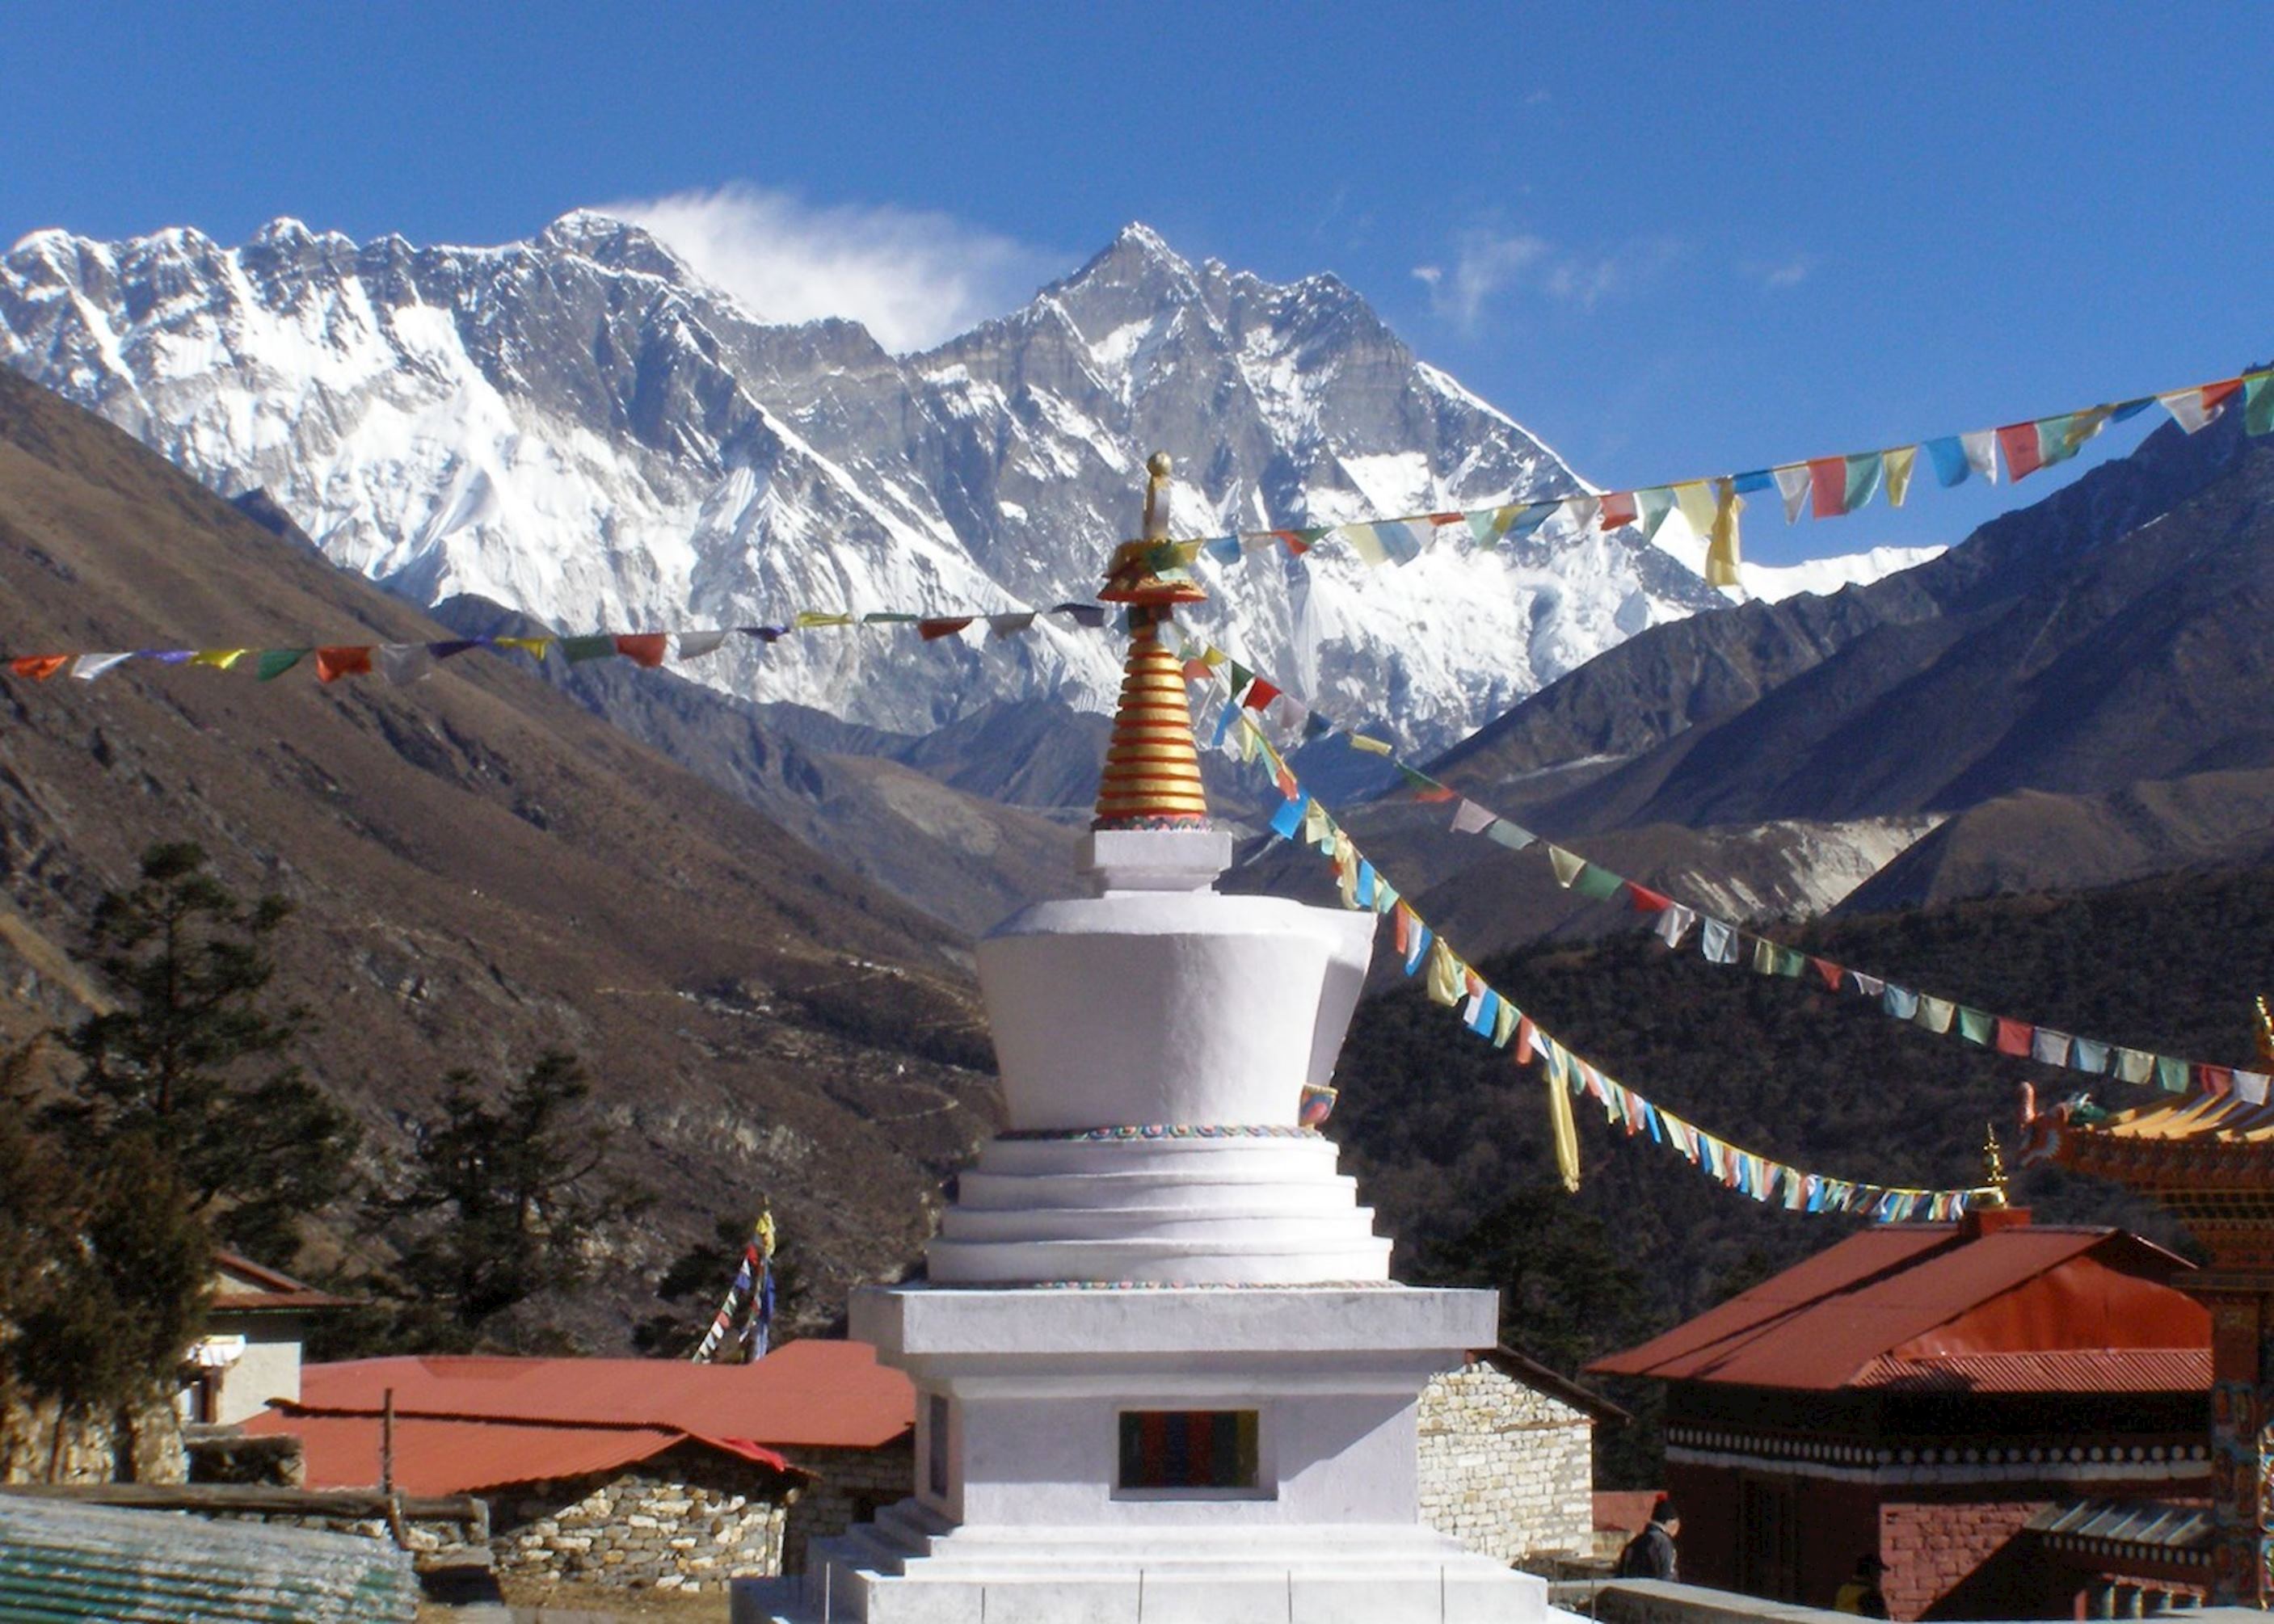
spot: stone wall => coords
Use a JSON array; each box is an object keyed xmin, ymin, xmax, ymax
[
  {"xmin": 490, "ymin": 1442, "xmax": 795, "ymax": 1596},
  {"xmin": 0, "ymin": 1393, "xmax": 187, "ymax": 1485},
  {"xmin": 1417, "ymin": 1359, "xmax": 1594, "ymax": 1565},
  {"xmin": 778, "ymin": 1438, "xmax": 916, "ymax": 1573}
]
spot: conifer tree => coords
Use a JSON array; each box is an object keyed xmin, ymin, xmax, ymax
[{"xmin": 48, "ymin": 843, "xmax": 358, "ymax": 1264}]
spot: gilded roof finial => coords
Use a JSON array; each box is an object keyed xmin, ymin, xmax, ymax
[
  {"xmin": 1978, "ymin": 1124, "xmax": 2010, "ymax": 1210},
  {"xmin": 1093, "ymin": 453, "xmax": 1211, "ymax": 830},
  {"xmin": 2255, "ymin": 995, "xmax": 2273, "ymax": 1066}
]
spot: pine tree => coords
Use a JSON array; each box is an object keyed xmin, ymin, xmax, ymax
[
  {"xmin": 368, "ymin": 1050, "xmax": 651, "ymax": 1349},
  {"xmin": 48, "ymin": 843, "xmax": 358, "ymax": 1263}
]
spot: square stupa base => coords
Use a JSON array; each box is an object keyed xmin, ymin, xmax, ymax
[{"xmin": 773, "ymin": 1283, "xmax": 1552, "ymax": 1624}]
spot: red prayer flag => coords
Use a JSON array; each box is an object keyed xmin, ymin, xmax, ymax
[
  {"xmin": 613, "ymin": 633, "xmax": 668, "ymax": 668},
  {"xmin": 314, "ymin": 646, "xmax": 373, "ymax": 684},
  {"xmin": 1807, "ymin": 457, "xmax": 1848, "ymax": 519},
  {"xmin": 1514, "ymin": 1017, "xmax": 1537, "ymax": 1065},
  {"xmin": 2201, "ymin": 378, "xmax": 2244, "ymax": 414},
  {"xmin": 1996, "ymin": 423, "xmax": 2044, "ymax": 481},
  {"xmin": 2198, "ymin": 1064, "xmax": 2234, "ymax": 1096},
  {"xmin": 1624, "ymin": 882, "xmax": 1672, "ymax": 913},
  {"xmin": 1994, "ymin": 1017, "xmax": 2035, "ymax": 1057},
  {"xmin": 1598, "ymin": 490, "xmax": 1638, "ymax": 530},
  {"xmin": 917, "ymin": 617, "xmax": 974, "ymax": 642},
  {"xmin": 1811, "ymin": 957, "xmax": 1844, "ymax": 991},
  {"xmin": 1272, "ymin": 528, "xmax": 1311, "ymax": 555},
  {"xmin": 1392, "ymin": 902, "xmax": 1412, "ymax": 957},
  {"xmin": 1242, "ymin": 678, "xmax": 1282, "ymax": 711},
  {"xmin": 9, "ymin": 655, "xmax": 67, "ymax": 680}
]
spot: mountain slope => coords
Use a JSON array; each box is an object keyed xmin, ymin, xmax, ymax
[
  {"xmin": 0, "ymin": 212, "xmax": 1906, "ymax": 758},
  {"xmin": 0, "ymin": 368, "xmax": 999, "ymax": 1338}
]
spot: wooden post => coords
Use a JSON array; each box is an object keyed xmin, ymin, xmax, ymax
[{"xmin": 381, "ymin": 1387, "xmax": 395, "ymax": 1492}]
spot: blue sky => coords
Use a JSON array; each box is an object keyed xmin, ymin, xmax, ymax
[{"xmin": 5, "ymin": 2, "xmax": 2268, "ymax": 564}]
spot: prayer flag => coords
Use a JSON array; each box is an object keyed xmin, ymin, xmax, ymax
[
  {"xmin": 1485, "ymin": 819, "xmax": 1536, "ymax": 851},
  {"xmin": 1653, "ymin": 902, "xmax": 1697, "ymax": 949},
  {"xmin": 741, "ymin": 626, "xmax": 785, "ymax": 642},
  {"xmin": 1732, "ymin": 469, "xmax": 1775, "ymax": 494},
  {"xmin": 1342, "ymin": 523, "xmax": 1390, "ymax": 566},
  {"xmin": 918, "ymin": 617, "xmax": 973, "ymax": 641},
  {"xmin": 1425, "ymin": 939, "xmax": 1463, "ymax": 1006},
  {"xmin": 1383, "ymin": 520, "xmax": 1430, "ymax": 563},
  {"xmin": 1924, "ymin": 436, "xmax": 1972, "ymax": 487},
  {"xmin": 1546, "ymin": 1064, "xmax": 1581, "ymax": 1193},
  {"xmin": 1916, "ymin": 995, "xmax": 1954, "ymax": 1034},
  {"xmin": 1268, "ymin": 793, "xmax": 1308, "ymax": 841},
  {"xmin": 1842, "ymin": 452, "xmax": 1884, "ymax": 512},
  {"xmin": 1356, "ymin": 860, "xmax": 1377, "ymax": 910},
  {"xmin": 2030, "ymin": 1028, "xmax": 2072, "ymax": 1067},
  {"xmin": 2154, "ymin": 1055, "xmax": 2189, "ymax": 1092},
  {"xmin": 1994, "ymin": 1017, "xmax": 2034, "ymax": 1056},
  {"xmin": 1492, "ymin": 997, "xmax": 1518, "ymax": 1049},
  {"xmin": 1509, "ymin": 501, "xmax": 1560, "ymax": 538},
  {"xmin": 1775, "ymin": 947, "xmax": 1807, "ymax": 979},
  {"xmin": 1451, "ymin": 799, "xmax": 1496, "ymax": 835},
  {"xmin": 1772, "ymin": 465, "xmax": 1812, "ymax": 524},
  {"xmin": 1464, "ymin": 509, "xmax": 1508, "ymax": 547},
  {"xmin": 793, "ymin": 612, "xmax": 852, "ymax": 629},
  {"xmin": 1560, "ymin": 494, "xmax": 1600, "ymax": 534},
  {"xmin": 1243, "ymin": 678, "xmax": 1281, "ymax": 711},
  {"xmin": 1468, "ymin": 987, "xmax": 1501, "ymax": 1037},
  {"xmin": 2234, "ymin": 1069, "xmax": 2271, "ymax": 1105},
  {"xmin": 676, "ymin": 629, "xmax": 731, "ymax": 659},
  {"xmin": 1705, "ymin": 478, "xmax": 1743, "ymax": 588},
  {"xmin": 1573, "ymin": 864, "xmax": 1625, "ymax": 902},
  {"xmin": 988, "ymin": 613, "xmax": 1037, "ymax": 639},
  {"xmin": 1205, "ymin": 534, "xmax": 1242, "ymax": 566},
  {"xmin": 1811, "ymin": 957, "xmax": 1844, "ymax": 992},
  {"xmin": 256, "ymin": 649, "xmax": 308, "ymax": 681},
  {"xmin": 1849, "ymin": 972, "xmax": 1884, "ymax": 998},
  {"xmin": 2159, "ymin": 385, "xmax": 2227, "ymax": 433},
  {"xmin": 614, "ymin": 633, "xmax": 669, "ymax": 668},
  {"xmin": 1546, "ymin": 845, "xmax": 1586, "ymax": 888},
  {"xmin": 2112, "ymin": 1048, "xmax": 2155, "ymax": 1084},
  {"xmin": 191, "ymin": 650, "xmax": 248, "ymax": 671},
  {"xmin": 1626, "ymin": 881, "xmax": 1673, "ymax": 913},
  {"xmin": 1400, "ymin": 765, "xmax": 1455, "ymax": 801},
  {"xmin": 1700, "ymin": 918, "xmax": 1739, "ymax": 964},
  {"xmin": 1957, "ymin": 1008, "xmax": 1994, "ymax": 1046},
  {"xmin": 1636, "ymin": 487, "xmax": 1676, "ymax": 541},
  {"xmin": 558, "ymin": 634, "xmax": 616, "ymax": 663},
  {"xmin": 1883, "ymin": 985, "xmax": 1920, "ymax": 1020},
  {"xmin": 70, "ymin": 652, "xmax": 134, "ymax": 681},
  {"xmin": 2070, "ymin": 1036, "xmax": 2109, "ymax": 1075},
  {"xmin": 2247, "ymin": 373, "xmax": 2274, "ymax": 436},
  {"xmin": 1995, "ymin": 423, "xmax": 2043, "ymax": 481},
  {"xmin": 494, "ymin": 636, "xmax": 552, "ymax": 658},
  {"xmin": 1884, "ymin": 446, "xmax": 1918, "ymax": 507},
  {"xmin": 1514, "ymin": 1016, "xmax": 1537, "ymax": 1065},
  {"xmin": 1598, "ymin": 490, "xmax": 1639, "ymax": 531},
  {"xmin": 1673, "ymin": 482, "xmax": 1716, "ymax": 537},
  {"xmin": 862, "ymin": 612, "xmax": 919, "ymax": 625},
  {"xmin": 314, "ymin": 646, "xmax": 373, "ymax": 683},
  {"xmin": 377, "ymin": 645, "xmax": 435, "ymax": 685},
  {"xmin": 1960, "ymin": 430, "xmax": 2000, "ymax": 483},
  {"xmin": 1350, "ymin": 733, "xmax": 1392, "ymax": 755},
  {"xmin": 1058, "ymin": 604, "xmax": 1108, "ymax": 628},
  {"xmin": 1810, "ymin": 456, "xmax": 1852, "ymax": 519},
  {"xmin": 1750, "ymin": 936, "xmax": 1779, "ymax": 976},
  {"xmin": 2035, "ymin": 414, "xmax": 2083, "ymax": 469},
  {"xmin": 2197, "ymin": 1064, "xmax": 2233, "ymax": 1096}
]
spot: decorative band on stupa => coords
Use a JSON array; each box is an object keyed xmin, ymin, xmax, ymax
[{"xmin": 1093, "ymin": 452, "xmax": 1212, "ymax": 831}]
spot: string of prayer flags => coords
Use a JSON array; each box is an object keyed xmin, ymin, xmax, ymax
[
  {"xmin": 1169, "ymin": 364, "xmax": 2273, "ymax": 584},
  {"xmin": 2, "ymin": 601, "xmax": 1119, "ymax": 692},
  {"xmin": 1186, "ymin": 636, "xmax": 2258, "ymax": 1113},
  {"xmin": 1220, "ymin": 700, "xmax": 1989, "ymax": 1220}
]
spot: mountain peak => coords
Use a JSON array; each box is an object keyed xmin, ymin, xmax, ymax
[{"xmin": 535, "ymin": 210, "xmax": 693, "ymax": 284}]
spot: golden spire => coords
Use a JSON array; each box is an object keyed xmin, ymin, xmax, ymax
[
  {"xmin": 2255, "ymin": 995, "xmax": 2273, "ymax": 1065},
  {"xmin": 1093, "ymin": 453, "xmax": 1211, "ymax": 830},
  {"xmin": 1979, "ymin": 1124, "xmax": 2010, "ymax": 1210}
]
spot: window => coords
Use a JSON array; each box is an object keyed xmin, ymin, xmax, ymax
[
  {"xmin": 1116, "ymin": 1410, "xmax": 1259, "ymax": 1492},
  {"xmin": 925, "ymin": 1393, "xmax": 950, "ymax": 1500}
]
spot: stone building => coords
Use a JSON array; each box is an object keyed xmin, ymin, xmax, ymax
[
  {"xmin": 181, "ymin": 1250, "xmax": 352, "ymax": 1427},
  {"xmin": 242, "ymin": 1337, "xmax": 914, "ymax": 1594},
  {"xmin": 1418, "ymin": 1347, "xmax": 1625, "ymax": 1568}
]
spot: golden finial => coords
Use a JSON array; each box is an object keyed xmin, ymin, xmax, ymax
[
  {"xmin": 2255, "ymin": 995, "xmax": 2273, "ymax": 1066},
  {"xmin": 1093, "ymin": 452, "xmax": 1211, "ymax": 830},
  {"xmin": 1978, "ymin": 1124, "xmax": 2010, "ymax": 1209}
]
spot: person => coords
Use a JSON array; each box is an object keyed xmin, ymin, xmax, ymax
[
  {"xmin": 1614, "ymin": 1498, "xmax": 1680, "ymax": 1580},
  {"xmin": 1834, "ymin": 1553, "xmax": 1888, "ymax": 1617}
]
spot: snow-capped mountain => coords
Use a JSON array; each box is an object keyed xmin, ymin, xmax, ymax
[{"xmin": 0, "ymin": 212, "xmax": 1919, "ymax": 751}]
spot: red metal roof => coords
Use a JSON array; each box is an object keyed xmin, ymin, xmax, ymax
[
  {"xmin": 1588, "ymin": 1215, "xmax": 2205, "ymax": 1391},
  {"xmin": 1850, "ymin": 1348, "xmax": 2211, "ymax": 1394},
  {"xmin": 249, "ymin": 1412, "xmax": 794, "ymax": 1496},
  {"xmin": 271, "ymin": 1339, "xmax": 912, "ymax": 1449}
]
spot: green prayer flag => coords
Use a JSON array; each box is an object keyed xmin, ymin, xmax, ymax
[
  {"xmin": 1573, "ymin": 864, "xmax": 1625, "ymax": 902},
  {"xmin": 861, "ymin": 612, "xmax": 920, "ymax": 624},
  {"xmin": 1957, "ymin": 1008, "xmax": 1994, "ymax": 1046},
  {"xmin": 1842, "ymin": 452, "xmax": 1884, "ymax": 511},
  {"xmin": 1775, "ymin": 947, "xmax": 1807, "ymax": 978},
  {"xmin": 1229, "ymin": 663, "xmax": 1253, "ymax": 696},
  {"xmin": 559, "ymin": 634, "xmax": 617, "ymax": 663},
  {"xmin": 2036, "ymin": 414, "xmax": 2082, "ymax": 468},
  {"xmin": 2247, "ymin": 373, "xmax": 2274, "ymax": 436},
  {"xmin": 256, "ymin": 648, "xmax": 308, "ymax": 681},
  {"xmin": 2154, "ymin": 1054, "xmax": 2190, "ymax": 1093},
  {"xmin": 1636, "ymin": 487, "xmax": 1676, "ymax": 541}
]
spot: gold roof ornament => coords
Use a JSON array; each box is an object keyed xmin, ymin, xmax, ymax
[
  {"xmin": 2255, "ymin": 994, "xmax": 2273, "ymax": 1066},
  {"xmin": 1978, "ymin": 1124, "xmax": 2010, "ymax": 1210},
  {"xmin": 1093, "ymin": 453, "xmax": 1211, "ymax": 831}
]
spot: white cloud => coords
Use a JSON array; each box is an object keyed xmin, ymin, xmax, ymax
[
  {"xmin": 602, "ymin": 183, "xmax": 1059, "ymax": 353},
  {"xmin": 1415, "ymin": 229, "xmax": 1675, "ymax": 331},
  {"xmin": 1747, "ymin": 254, "xmax": 1817, "ymax": 290}
]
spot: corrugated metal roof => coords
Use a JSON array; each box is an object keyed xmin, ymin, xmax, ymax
[
  {"xmin": 255, "ymin": 1412, "xmax": 791, "ymax": 1496},
  {"xmin": 0, "ymin": 1493, "xmax": 417, "ymax": 1622},
  {"xmin": 2089, "ymin": 1094, "xmax": 2274, "ymax": 1142},
  {"xmin": 2028, "ymin": 1498, "xmax": 2213, "ymax": 1552},
  {"xmin": 1589, "ymin": 1218, "xmax": 2203, "ymax": 1390},
  {"xmin": 1850, "ymin": 1348, "xmax": 2210, "ymax": 1393},
  {"xmin": 275, "ymin": 1337, "xmax": 913, "ymax": 1449}
]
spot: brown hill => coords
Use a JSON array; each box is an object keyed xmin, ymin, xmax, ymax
[{"xmin": 0, "ymin": 369, "xmax": 1002, "ymax": 1343}]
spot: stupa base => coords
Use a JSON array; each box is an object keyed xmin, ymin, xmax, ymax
[{"xmin": 780, "ymin": 1502, "xmax": 1551, "ymax": 1622}]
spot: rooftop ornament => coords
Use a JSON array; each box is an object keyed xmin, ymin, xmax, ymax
[{"xmin": 1092, "ymin": 452, "xmax": 1211, "ymax": 831}]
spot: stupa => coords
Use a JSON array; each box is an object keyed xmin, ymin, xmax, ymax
[{"xmin": 790, "ymin": 457, "xmax": 1549, "ymax": 1623}]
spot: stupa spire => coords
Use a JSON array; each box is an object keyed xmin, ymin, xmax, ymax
[{"xmin": 1092, "ymin": 452, "xmax": 1211, "ymax": 830}]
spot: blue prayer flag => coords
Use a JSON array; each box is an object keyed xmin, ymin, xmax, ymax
[{"xmin": 1924, "ymin": 436, "xmax": 1972, "ymax": 488}]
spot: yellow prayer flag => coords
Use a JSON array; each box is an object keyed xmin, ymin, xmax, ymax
[
  {"xmin": 494, "ymin": 636, "xmax": 553, "ymax": 658},
  {"xmin": 192, "ymin": 649, "xmax": 249, "ymax": 670},
  {"xmin": 1884, "ymin": 445, "xmax": 1918, "ymax": 507},
  {"xmin": 1348, "ymin": 734, "xmax": 1392, "ymax": 755},
  {"xmin": 1425, "ymin": 938, "xmax": 1466, "ymax": 1008},
  {"xmin": 793, "ymin": 611, "xmax": 853, "ymax": 629},
  {"xmin": 1546, "ymin": 1066, "xmax": 1581, "ymax": 1193},
  {"xmin": 1341, "ymin": 524, "xmax": 1390, "ymax": 567},
  {"xmin": 1705, "ymin": 478, "xmax": 1744, "ymax": 588},
  {"xmin": 1672, "ymin": 481, "xmax": 1716, "ymax": 537}
]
